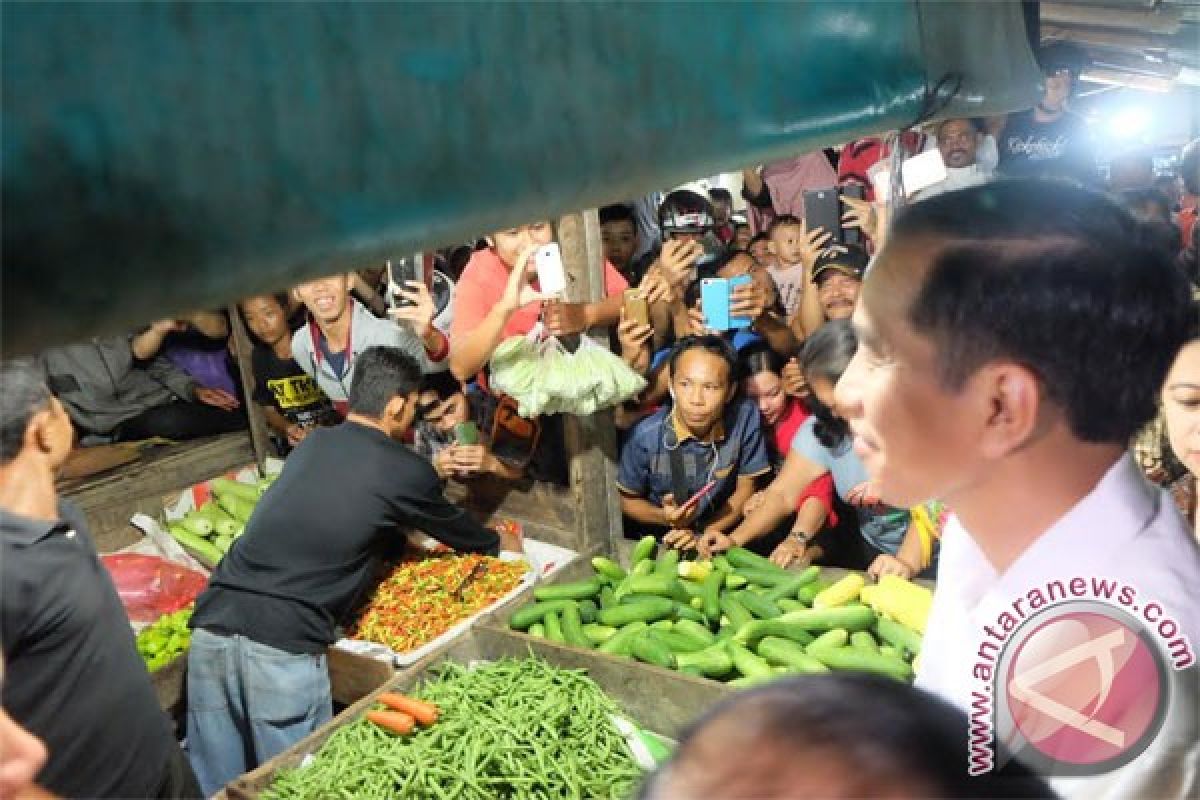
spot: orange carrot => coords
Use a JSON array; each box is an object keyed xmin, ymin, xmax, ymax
[
  {"xmin": 366, "ymin": 709, "xmax": 415, "ymax": 735},
  {"xmin": 377, "ymin": 692, "xmax": 439, "ymax": 726}
]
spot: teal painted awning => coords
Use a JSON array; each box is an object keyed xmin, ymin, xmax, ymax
[{"xmin": 1, "ymin": 2, "xmax": 1040, "ymax": 354}]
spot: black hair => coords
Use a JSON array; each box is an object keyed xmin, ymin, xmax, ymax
[
  {"xmin": 237, "ymin": 292, "xmax": 292, "ymax": 340},
  {"xmin": 347, "ymin": 346, "xmax": 423, "ymax": 418},
  {"xmin": 1180, "ymin": 138, "xmax": 1200, "ymax": 196},
  {"xmin": 599, "ymin": 204, "xmax": 636, "ymax": 227},
  {"xmin": 708, "ymin": 188, "xmax": 733, "ymax": 205},
  {"xmin": 1, "ymin": 359, "xmax": 52, "ymax": 464},
  {"xmin": 1037, "ymin": 40, "xmax": 1087, "ymax": 77},
  {"xmin": 668, "ymin": 335, "xmax": 738, "ymax": 387},
  {"xmin": 747, "ymin": 232, "xmax": 770, "ymax": 248},
  {"xmin": 640, "ymin": 675, "xmax": 1054, "ymax": 799},
  {"xmin": 892, "ymin": 180, "xmax": 1194, "ymax": 445},
  {"xmin": 739, "ymin": 341, "xmax": 786, "ymax": 382},
  {"xmin": 419, "ymin": 369, "xmax": 464, "ymax": 402},
  {"xmin": 799, "ymin": 320, "xmax": 857, "ymax": 449},
  {"xmin": 936, "ymin": 117, "xmax": 985, "ymax": 136},
  {"xmin": 768, "ymin": 214, "xmax": 803, "ymax": 235}
]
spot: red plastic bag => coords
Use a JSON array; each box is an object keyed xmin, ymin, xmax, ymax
[{"xmin": 100, "ymin": 553, "xmax": 208, "ymax": 623}]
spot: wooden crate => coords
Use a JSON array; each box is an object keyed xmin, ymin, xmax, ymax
[{"xmin": 219, "ymin": 626, "xmax": 730, "ymax": 798}]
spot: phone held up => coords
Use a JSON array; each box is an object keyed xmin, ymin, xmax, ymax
[
  {"xmin": 454, "ymin": 420, "xmax": 479, "ymax": 446},
  {"xmin": 387, "ymin": 258, "xmax": 419, "ymax": 308},
  {"xmin": 534, "ymin": 243, "xmax": 568, "ymax": 298},
  {"xmin": 622, "ymin": 289, "xmax": 650, "ymax": 327},
  {"xmin": 700, "ymin": 274, "xmax": 753, "ymax": 332}
]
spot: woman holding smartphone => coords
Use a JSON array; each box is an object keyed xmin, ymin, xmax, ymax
[{"xmin": 700, "ymin": 320, "xmax": 911, "ymax": 569}]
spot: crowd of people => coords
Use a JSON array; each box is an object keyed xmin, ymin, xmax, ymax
[{"xmin": 2, "ymin": 40, "xmax": 1199, "ymax": 799}]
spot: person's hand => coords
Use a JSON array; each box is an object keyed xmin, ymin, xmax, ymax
[
  {"xmin": 194, "ymin": 387, "xmax": 240, "ymax": 411},
  {"xmin": 798, "ymin": 224, "xmax": 834, "ymax": 270},
  {"xmin": 451, "ymin": 444, "xmax": 488, "ymax": 476},
  {"xmin": 660, "ymin": 239, "xmax": 704, "ymax": 290},
  {"xmin": 433, "ymin": 446, "xmax": 458, "ymax": 480},
  {"xmin": 639, "ymin": 271, "xmax": 673, "ymax": 307},
  {"xmin": 841, "ymin": 196, "xmax": 884, "ymax": 244},
  {"xmin": 686, "ymin": 305, "xmax": 710, "ymax": 337},
  {"xmin": 770, "ymin": 536, "xmax": 814, "ymax": 568},
  {"xmin": 285, "ymin": 423, "xmax": 310, "ymax": 447},
  {"xmin": 696, "ymin": 529, "xmax": 735, "ymax": 559},
  {"xmin": 616, "ymin": 313, "xmax": 654, "ymax": 369},
  {"xmin": 868, "ymin": 554, "xmax": 915, "ymax": 581},
  {"xmin": 498, "ymin": 245, "xmax": 543, "ymax": 314},
  {"xmin": 845, "ymin": 481, "xmax": 883, "ymax": 509},
  {"xmin": 389, "ymin": 281, "xmax": 437, "ymax": 340},
  {"xmin": 730, "ymin": 279, "xmax": 767, "ymax": 323},
  {"xmin": 743, "ymin": 491, "xmax": 766, "ymax": 516},
  {"xmin": 150, "ymin": 318, "xmax": 187, "ymax": 335},
  {"xmin": 782, "ymin": 358, "xmax": 809, "ymax": 398},
  {"xmin": 661, "ymin": 493, "xmax": 699, "ymax": 529},
  {"xmin": 663, "ymin": 528, "xmax": 699, "ymax": 552},
  {"xmin": 543, "ymin": 301, "xmax": 590, "ymax": 336}
]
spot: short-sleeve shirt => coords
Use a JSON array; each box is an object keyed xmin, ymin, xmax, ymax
[
  {"xmin": 451, "ymin": 248, "xmax": 630, "ymax": 352},
  {"xmin": 251, "ymin": 343, "xmax": 336, "ymax": 428},
  {"xmin": 998, "ymin": 109, "xmax": 1097, "ymax": 185},
  {"xmin": 617, "ymin": 397, "xmax": 771, "ymax": 527},
  {"xmin": 790, "ymin": 416, "xmax": 909, "ymax": 553}
]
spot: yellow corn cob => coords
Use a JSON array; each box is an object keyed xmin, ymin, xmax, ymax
[
  {"xmin": 812, "ymin": 573, "xmax": 865, "ymax": 609},
  {"xmin": 865, "ymin": 575, "xmax": 933, "ymax": 634},
  {"xmin": 678, "ymin": 561, "xmax": 713, "ymax": 582}
]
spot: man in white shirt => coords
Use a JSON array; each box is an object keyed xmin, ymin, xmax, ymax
[
  {"xmin": 910, "ymin": 118, "xmax": 994, "ymax": 203},
  {"xmin": 835, "ymin": 180, "xmax": 1198, "ymax": 796}
]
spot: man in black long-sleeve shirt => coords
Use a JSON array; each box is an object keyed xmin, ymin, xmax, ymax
[{"xmin": 187, "ymin": 346, "xmax": 498, "ymax": 795}]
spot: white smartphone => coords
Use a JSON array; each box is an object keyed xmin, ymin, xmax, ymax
[
  {"xmin": 900, "ymin": 149, "xmax": 948, "ymax": 195},
  {"xmin": 534, "ymin": 243, "xmax": 568, "ymax": 297}
]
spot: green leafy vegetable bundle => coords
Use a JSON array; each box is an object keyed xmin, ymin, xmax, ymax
[{"xmin": 490, "ymin": 333, "xmax": 646, "ymax": 418}]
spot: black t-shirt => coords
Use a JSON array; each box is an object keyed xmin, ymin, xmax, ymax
[
  {"xmin": 191, "ymin": 422, "xmax": 499, "ymax": 654},
  {"xmin": 251, "ymin": 343, "xmax": 336, "ymax": 427},
  {"xmin": 998, "ymin": 109, "xmax": 1097, "ymax": 184},
  {"xmin": 1, "ymin": 502, "xmax": 176, "ymax": 798}
]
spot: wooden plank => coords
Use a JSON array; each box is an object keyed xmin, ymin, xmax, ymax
[
  {"xmin": 227, "ymin": 304, "xmax": 272, "ymax": 469},
  {"xmin": 1042, "ymin": 2, "xmax": 1182, "ymax": 34},
  {"xmin": 557, "ymin": 210, "xmax": 624, "ymax": 557},
  {"xmin": 326, "ymin": 648, "xmax": 396, "ymax": 707},
  {"xmin": 447, "ymin": 476, "xmax": 577, "ymax": 532}
]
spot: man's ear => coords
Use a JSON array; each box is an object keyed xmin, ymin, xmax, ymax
[
  {"xmin": 384, "ymin": 394, "xmax": 408, "ymax": 423},
  {"xmin": 975, "ymin": 363, "xmax": 1043, "ymax": 460}
]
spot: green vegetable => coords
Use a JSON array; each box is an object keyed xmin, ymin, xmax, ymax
[
  {"xmin": 777, "ymin": 605, "xmax": 877, "ymax": 632},
  {"xmin": 591, "ymin": 556, "xmax": 627, "ymax": 583},
  {"xmin": 167, "ymin": 524, "xmax": 223, "ymax": 564},
  {"xmin": 675, "ymin": 643, "xmax": 734, "ymax": 678},
  {"xmin": 217, "ymin": 493, "xmax": 257, "ymax": 523},
  {"xmin": 719, "ymin": 594, "xmax": 753, "ymax": 632},
  {"xmin": 673, "ymin": 619, "xmax": 717, "ymax": 648},
  {"xmin": 850, "ymin": 631, "xmax": 879, "ymax": 653},
  {"xmin": 560, "ymin": 603, "xmax": 590, "ymax": 648},
  {"xmin": 647, "ymin": 629, "xmax": 708, "ymax": 654},
  {"xmin": 807, "ymin": 646, "xmax": 914, "ymax": 682},
  {"xmin": 620, "ymin": 574, "xmax": 684, "ymax": 602},
  {"xmin": 728, "ymin": 673, "xmax": 781, "ymax": 689},
  {"xmin": 761, "ymin": 567, "xmax": 821, "ymax": 602},
  {"xmin": 534, "ymin": 578, "xmax": 603, "ymax": 602},
  {"xmin": 756, "ymin": 637, "xmax": 830, "ymax": 674},
  {"xmin": 806, "ymin": 629, "xmax": 850, "ymax": 652},
  {"xmin": 724, "ymin": 573, "xmax": 749, "ymax": 590},
  {"xmin": 527, "ymin": 623, "xmax": 546, "ymax": 639},
  {"xmin": 730, "ymin": 567, "xmax": 795, "ymax": 588},
  {"xmin": 650, "ymin": 619, "xmax": 675, "ymax": 631},
  {"xmin": 655, "ymin": 549, "xmax": 681, "ymax": 579},
  {"xmin": 179, "ymin": 514, "xmax": 213, "ymax": 538},
  {"xmin": 701, "ymin": 568, "xmax": 725, "ymax": 623},
  {"xmin": 735, "ymin": 590, "xmax": 783, "ymax": 620},
  {"xmin": 508, "ymin": 599, "xmax": 577, "ymax": 630},
  {"xmin": 598, "ymin": 586, "xmax": 617, "ymax": 610},
  {"xmin": 874, "ymin": 616, "xmax": 923, "ymax": 658},
  {"xmin": 777, "ymin": 598, "xmax": 807, "ymax": 612},
  {"xmin": 798, "ymin": 579, "xmax": 835, "ymax": 606},
  {"xmin": 577, "ymin": 599, "xmax": 598, "ymax": 624},
  {"xmin": 598, "ymin": 621, "xmax": 649, "ymax": 656},
  {"xmin": 597, "ymin": 596, "xmax": 674, "ymax": 627},
  {"xmin": 725, "ymin": 547, "xmax": 790, "ymax": 575},
  {"xmin": 732, "ymin": 619, "xmax": 816, "ymax": 647},
  {"xmin": 631, "ymin": 633, "xmax": 676, "ymax": 669},
  {"xmin": 211, "ymin": 477, "xmax": 260, "ymax": 502},
  {"xmin": 582, "ymin": 623, "xmax": 618, "ymax": 645},
  {"xmin": 543, "ymin": 612, "xmax": 564, "ymax": 643},
  {"xmin": 213, "ymin": 533, "xmax": 234, "ymax": 554},
  {"xmin": 672, "ymin": 602, "xmax": 707, "ymax": 625},
  {"xmin": 728, "ymin": 642, "xmax": 773, "ymax": 679},
  {"xmin": 879, "ymin": 645, "xmax": 900, "ymax": 660},
  {"xmin": 630, "ymin": 535, "xmax": 658, "ymax": 567}
]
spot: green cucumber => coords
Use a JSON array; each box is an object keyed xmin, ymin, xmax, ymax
[
  {"xmin": 807, "ymin": 646, "xmax": 914, "ymax": 682},
  {"xmin": 736, "ymin": 590, "xmax": 783, "ymax": 620},
  {"xmin": 211, "ymin": 477, "xmax": 260, "ymax": 502},
  {"xmin": 650, "ymin": 619, "xmax": 675, "ymax": 631},
  {"xmin": 534, "ymin": 578, "xmax": 602, "ymax": 602},
  {"xmin": 582, "ymin": 624, "xmax": 618, "ymax": 645},
  {"xmin": 577, "ymin": 599, "xmax": 598, "ymax": 624},
  {"xmin": 621, "ymin": 574, "xmax": 682, "ymax": 600},
  {"xmin": 732, "ymin": 619, "xmax": 816, "ymax": 647},
  {"xmin": 648, "ymin": 629, "xmax": 707, "ymax": 654},
  {"xmin": 632, "ymin": 559, "xmax": 657, "ymax": 577},
  {"xmin": 543, "ymin": 612, "xmax": 564, "ymax": 643},
  {"xmin": 194, "ymin": 502, "xmax": 237, "ymax": 525},
  {"xmin": 168, "ymin": 524, "xmax": 223, "ymax": 563},
  {"xmin": 179, "ymin": 515, "xmax": 214, "ymax": 538},
  {"xmin": 591, "ymin": 556, "xmax": 627, "ymax": 583},
  {"xmin": 728, "ymin": 642, "xmax": 773, "ymax": 679},
  {"xmin": 874, "ymin": 616, "xmax": 923, "ymax": 658},
  {"xmin": 701, "ymin": 569, "xmax": 725, "ymax": 623},
  {"xmin": 675, "ymin": 642, "xmax": 734, "ymax": 678},
  {"xmin": 777, "ymin": 605, "xmax": 877, "ymax": 633},
  {"xmin": 598, "ymin": 586, "xmax": 617, "ymax": 609},
  {"xmin": 507, "ymin": 599, "xmax": 576, "ymax": 630},
  {"xmin": 598, "ymin": 621, "xmax": 649, "ymax": 656},
  {"xmin": 724, "ymin": 574, "xmax": 749, "ymax": 590},
  {"xmin": 777, "ymin": 598, "xmax": 806, "ymax": 613},
  {"xmin": 673, "ymin": 602, "xmax": 708, "ymax": 625},
  {"xmin": 762, "ymin": 567, "xmax": 821, "ymax": 602},
  {"xmin": 880, "ymin": 645, "xmax": 900, "ymax": 660},
  {"xmin": 726, "ymin": 547, "xmax": 790, "ymax": 575},
  {"xmin": 756, "ymin": 637, "xmax": 830, "ymax": 674},
  {"xmin": 560, "ymin": 602, "xmax": 590, "ymax": 648},
  {"xmin": 527, "ymin": 623, "xmax": 546, "ymax": 639},
  {"xmin": 632, "ymin": 633, "xmax": 676, "ymax": 669},
  {"xmin": 712, "ymin": 553, "xmax": 733, "ymax": 573},
  {"xmin": 719, "ymin": 594, "xmax": 754, "ymax": 632},
  {"xmin": 630, "ymin": 535, "xmax": 657, "ymax": 567},
  {"xmin": 655, "ymin": 549, "xmax": 681, "ymax": 579},
  {"xmin": 597, "ymin": 596, "xmax": 675, "ymax": 627},
  {"xmin": 806, "ymin": 629, "xmax": 850, "ymax": 653},
  {"xmin": 731, "ymin": 567, "xmax": 795, "ymax": 588},
  {"xmin": 673, "ymin": 619, "xmax": 717, "ymax": 647},
  {"xmin": 797, "ymin": 581, "xmax": 831, "ymax": 606},
  {"xmin": 850, "ymin": 631, "xmax": 879, "ymax": 653},
  {"xmin": 217, "ymin": 494, "xmax": 256, "ymax": 524},
  {"xmin": 728, "ymin": 673, "xmax": 780, "ymax": 689}
]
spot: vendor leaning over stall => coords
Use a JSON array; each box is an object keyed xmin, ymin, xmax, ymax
[
  {"xmin": 186, "ymin": 346, "xmax": 500, "ymax": 796},
  {"xmin": 291, "ymin": 271, "xmax": 449, "ymax": 416},
  {"xmin": 0, "ymin": 360, "xmax": 202, "ymax": 799}
]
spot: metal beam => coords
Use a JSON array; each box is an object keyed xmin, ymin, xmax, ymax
[{"xmin": 1042, "ymin": 2, "xmax": 1183, "ymax": 34}]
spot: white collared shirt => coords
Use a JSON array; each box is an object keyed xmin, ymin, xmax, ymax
[{"xmin": 918, "ymin": 455, "xmax": 1200, "ymax": 797}]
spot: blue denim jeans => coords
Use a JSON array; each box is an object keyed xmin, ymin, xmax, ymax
[{"xmin": 186, "ymin": 628, "xmax": 331, "ymax": 797}]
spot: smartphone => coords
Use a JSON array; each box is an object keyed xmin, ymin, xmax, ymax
[
  {"xmin": 623, "ymin": 289, "xmax": 650, "ymax": 326},
  {"xmin": 839, "ymin": 184, "xmax": 865, "ymax": 246},
  {"xmin": 700, "ymin": 278, "xmax": 731, "ymax": 331},
  {"xmin": 679, "ymin": 480, "xmax": 717, "ymax": 514},
  {"xmin": 901, "ymin": 149, "xmax": 948, "ymax": 195},
  {"xmin": 454, "ymin": 421, "xmax": 479, "ymax": 446},
  {"xmin": 727, "ymin": 274, "xmax": 754, "ymax": 329},
  {"xmin": 387, "ymin": 259, "xmax": 418, "ymax": 308},
  {"xmin": 534, "ymin": 243, "xmax": 568, "ymax": 297},
  {"xmin": 802, "ymin": 189, "xmax": 842, "ymax": 244}
]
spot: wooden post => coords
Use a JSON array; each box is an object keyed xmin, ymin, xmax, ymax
[
  {"xmin": 556, "ymin": 211, "xmax": 624, "ymax": 556},
  {"xmin": 226, "ymin": 305, "xmax": 272, "ymax": 469}
]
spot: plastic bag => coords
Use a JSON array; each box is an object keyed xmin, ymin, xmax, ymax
[{"xmin": 100, "ymin": 553, "xmax": 208, "ymax": 623}]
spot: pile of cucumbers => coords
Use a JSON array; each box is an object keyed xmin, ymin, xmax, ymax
[
  {"xmin": 167, "ymin": 476, "xmax": 273, "ymax": 565},
  {"xmin": 508, "ymin": 537, "xmax": 921, "ymax": 687}
]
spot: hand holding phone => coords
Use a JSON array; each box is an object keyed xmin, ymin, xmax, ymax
[
  {"xmin": 679, "ymin": 480, "xmax": 717, "ymax": 515},
  {"xmin": 700, "ymin": 278, "xmax": 731, "ymax": 331},
  {"xmin": 534, "ymin": 243, "xmax": 568, "ymax": 297},
  {"xmin": 387, "ymin": 259, "xmax": 418, "ymax": 308},
  {"xmin": 623, "ymin": 289, "xmax": 650, "ymax": 326},
  {"xmin": 727, "ymin": 274, "xmax": 754, "ymax": 329},
  {"xmin": 454, "ymin": 421, "xmax": 479, "ymax": 446}
]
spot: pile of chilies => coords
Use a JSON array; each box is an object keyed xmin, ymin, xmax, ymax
[
  {"xmin": 347, "ymin": 554, "xmax": 527, "ymax": 654},
  {"xmin": 264, "ymin": 658, "xmax": 645, "ymax": 799}
]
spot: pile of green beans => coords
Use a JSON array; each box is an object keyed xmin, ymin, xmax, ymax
[{"xmin": 264, "ymin": 657, "xmax": 646, "ymax": 799}]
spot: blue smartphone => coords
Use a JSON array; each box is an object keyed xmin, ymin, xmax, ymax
[
  {"xmin": 728, "ymin": 274, "xmax": 754, "ymax": 329},
  {"xmin": 701, "ymin": 278, "xmax": 731, "ymax": 331}
]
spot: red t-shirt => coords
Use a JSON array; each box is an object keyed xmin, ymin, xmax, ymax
[{"xmin": 771, "ymin": 397, "xmax": 837, "ymax": 524}]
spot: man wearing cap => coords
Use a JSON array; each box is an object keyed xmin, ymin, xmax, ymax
[
  {"xmin": 995, "ymin": 42, "xmax": 1097, "ymax": 184},
  {"xmin": 791, "ymin": 244, "xmax": 869, "ymax": 342}
]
